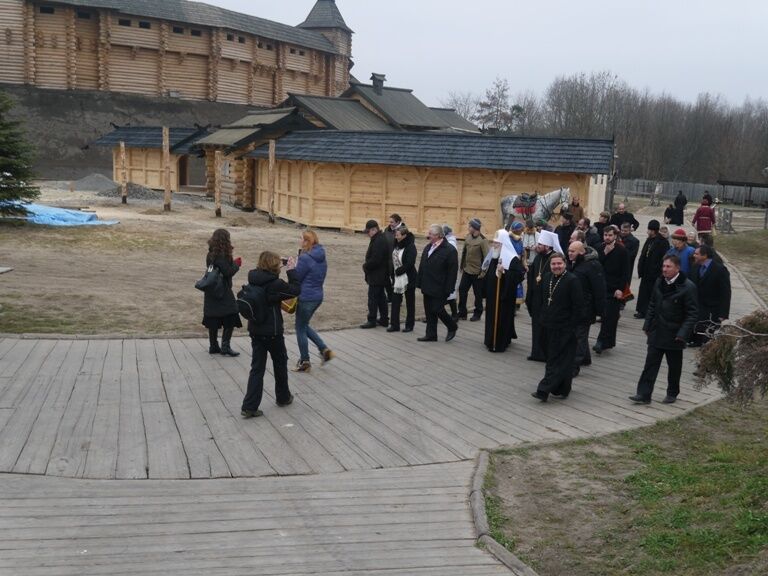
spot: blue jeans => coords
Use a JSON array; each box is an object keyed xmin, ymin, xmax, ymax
[{"xmin": 296, "ymin": 299, "xmax": 327, "ymax": 362}]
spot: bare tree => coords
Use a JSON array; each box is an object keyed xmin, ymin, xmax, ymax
[{"xmin": 440, "ymin": 91, "xmax": 479, "ymax": 122}]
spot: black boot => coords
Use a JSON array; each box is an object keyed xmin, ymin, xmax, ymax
[
  {"xmin": 208, "ymin": 328, "xmax": 221, "ymax": 354},
  {"xmin": 220, "ymin": 327, "xmax": 240, "ymax": 357}
]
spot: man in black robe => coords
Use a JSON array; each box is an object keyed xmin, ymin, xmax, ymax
[
  {"xmin": 635, "ymin": 219, "xmax": 670, "ymax": 319},
  {"xmin": 594, "ymin": 225, "xmax": 630, "ymax": 354},
  {"xmin": 484, "ymin": 229, "xmax": 526, "ymax": 353},
  {"xmin": 525, "ymin": 230, "xmax": 562, "ymax": 361},
  {"xmin": 532, "ymin": 252, "xmax": 584, "ymax": 401}
]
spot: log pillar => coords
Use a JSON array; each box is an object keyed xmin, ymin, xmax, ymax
[
  {"xmin": 214, "ymin": 150, "xmax": 223, "ymax": 217},
  {"xmin": 119, "ymin": 141, "xmax": 127, "ymax": 204},
  {"xmin": 268, "ymin": 139, "xmax": 276, "ymax": 223},
  {"xmin": 97, "ymin": 10, "xmax": 110, "ymax": 91},
  {"xmin": 162, "ymin": 127, "xmax": 171, "ymax": 211},
  {"xmin": 23, "ymin": 2, "xmax": 35, "ymax": 85}
]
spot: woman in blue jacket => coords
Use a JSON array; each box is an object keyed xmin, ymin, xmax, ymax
[{"xmin": 292, "ymin": 230, "xmax": 334, "ymax": 372}]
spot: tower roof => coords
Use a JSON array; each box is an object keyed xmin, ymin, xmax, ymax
[{"xmin": 298, "ymin": 0, "xmax": 353, "ymax": 34}]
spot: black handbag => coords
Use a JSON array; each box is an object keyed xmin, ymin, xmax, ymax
[{"xmin": 195, "ymin": 265, "xmax": 224, "ymax": 297}]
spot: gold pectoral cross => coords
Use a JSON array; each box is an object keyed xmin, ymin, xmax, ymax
[{"xmin": 536, "ymin": 274, "xmax": 542, "ymax": 284}]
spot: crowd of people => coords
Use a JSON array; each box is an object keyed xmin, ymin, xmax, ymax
[{"xmin": 200, "ymin": 193, "xmax": 732, "ymax": 418}]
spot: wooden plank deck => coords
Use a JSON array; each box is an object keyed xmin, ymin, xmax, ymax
[{"xmin": 0, "ymin": 264, "xmax": 757, "ymax": 480}]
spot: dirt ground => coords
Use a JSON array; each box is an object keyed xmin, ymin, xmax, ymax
[{"xmin": 0, "ymin": 185, "xmax": 424, "ymax": 335}]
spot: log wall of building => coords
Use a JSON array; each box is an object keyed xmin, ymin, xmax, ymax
[
  {"xmin": 112, "ymin": 147, "xmax": 181, "ymax": 192},
  {"xmin": 252, "ymin": 160, "xmax": 595, "ymax": 236},
  {"xmin": 6, "ymin": 1, "xmax": 349, "ymax": 103}
]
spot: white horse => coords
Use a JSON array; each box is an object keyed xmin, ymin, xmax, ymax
[{"xmin": 500, "ymin": 187, "xmax": 571, "ymax": 226}]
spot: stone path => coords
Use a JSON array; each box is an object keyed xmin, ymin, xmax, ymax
[{"xmin": 0, "ymin": 219, "xmax": 761, "ymax": 574}]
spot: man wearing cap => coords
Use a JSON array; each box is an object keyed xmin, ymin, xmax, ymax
[
  {"xmin": 667, "ymin": 228, "xmax": 695, "ymax": 275},
  {"xmin": 525, "ymin": 230, "xmax": 561, "ymax": 361},
  {"xmin": 483, "ymin": 229, "xmax": 526, "ymax": 352},
  {"xmin": 360, "ymin": 220, "xmax": 390, "ymax": 329},
  {"xmin": 458, "ymin": 219, "xmax": 488, "ymax": 321},
  {"xmin": 635, "ymin": 219, "xmax": 669, "ymax": 319},
  {"xmin": 531, "ymin": 252, "xmax": 584, "ymax": 402},
  {"xmin": 416, "ymin": 224, "xmax": 459, "ymax": 342},
  {"xmin": 593, "ymin": 225, "xmax": 630, "ymax": 354},
  {"xmin": 630, "ymin": 254, "xmax": 698, "ymax": 404}
]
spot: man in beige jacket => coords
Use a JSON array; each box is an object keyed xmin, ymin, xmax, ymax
[{"xmin": 458, "ymin": 218, "xmax": 489, "ymax": 321}]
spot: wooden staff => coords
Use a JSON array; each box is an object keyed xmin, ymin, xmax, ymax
[
  {"xmin": 119, "ymin": 141, "xmax": 127, "ymax": 204},
  {"xmin": 267, "ymin": 139, "xmax": 276, "ymax": 224},
  {"xmin": 162, "ymin": 126, "xmax": 171, "ymax": 212},
  {"xmin": 492, "ymin": 269, "xmax": 501, "ymax": 352}
]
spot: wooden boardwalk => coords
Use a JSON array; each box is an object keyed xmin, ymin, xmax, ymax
[{"xmin": 0, "ymin": 226, "xmax": 760, "ymax": 574}]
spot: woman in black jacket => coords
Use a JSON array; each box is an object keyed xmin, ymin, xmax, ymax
[
  {"xmin": 389, "ymin": 226, "xmax": 417, "ymax": 332},
  {"xmin": 203, "ymin": 228, "xmax": 242, "ymax": 357},
  {"xmin": 241, "ymin": 251, "xmax": 301, "ymax": 419}
]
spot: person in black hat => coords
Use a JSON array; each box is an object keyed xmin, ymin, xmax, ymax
[
  {"xmin": 360, "ymin": 219, "xmax": 390, "ymax": 329},
  {"xmin": 635, "ymin": 219, "xmax": 670, "ymax": 319},
  {"xmin": 458, "ymin": 218, "xmax": 488, "ymax": 321}
]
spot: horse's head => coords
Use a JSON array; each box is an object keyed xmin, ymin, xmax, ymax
[{"xmin": 560, "ymin": 187, "xmax": 571, "ymax": 212}]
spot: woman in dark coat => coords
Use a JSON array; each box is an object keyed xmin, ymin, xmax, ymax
[
  {"xmin": 241, "ymin": 251, "xmax": 302, "ymax": 418},
  {"xmin": 389, "ymin": 226, "xmax": 417, "ymax": 332},
  {"xmin": 203, "ymin": 228, "xmax": 242, "ymax": 357}
]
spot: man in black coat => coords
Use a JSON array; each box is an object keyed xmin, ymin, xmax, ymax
[
  {"xmin": 619, "ymin": 222, "xmax": 640, "ymax": 277},
  {"xmin": 416, "ymin": 224, "xmax": 459, "ymax": 342},
  {"xmin": 568, "ymin": 241, "xmax": 606, "ymax": 375},
  {"xmin": 554, "ymin": 213, "xmax": 576, "ymax": 256},
  {"xmin": 594, "ymin": 225, "xmax": 630, "ymax": 353},
  {"xmin": 525, "ymin": 230, "xmax": 560, "ymax": 361},
  {"xmin": 674, "ymin": 190, "xmax": 688, "ymax": 225},
  {"xmin": 630, "ymin": 255, "xmax": 698, "ymax": 404},
  {"xmin": 609, "ymin": 203, "xmax": 640, "ymax": 231},
  {"xmin": 531, "ymin": 253, "xmax": 584, "ymax": 402},
  {"xmin": 360, "ymin": 219, "xmax": 391, "ymax": 329},
  {"xmin": 383, "ymin": 213, "xmax": 403, "ymax": 303},
  {"xmin": 690, "ymin": 244, "xmax": 731, "ymax": 345},
  {"xmin": 635, "ymin": 219, "xmax": 670, "ymax": 319}
]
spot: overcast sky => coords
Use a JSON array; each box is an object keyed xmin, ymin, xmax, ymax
[{"xmin": 205, "ymin": 0, "xmax": 767, "ymax": 107}]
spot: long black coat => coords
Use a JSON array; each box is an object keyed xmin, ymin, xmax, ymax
[
  {"xmin": 621, "ymin": 233, "xmax": 640, "ymax": 274},
  {"xmin": 598, "ymin": 242, "xmax": 631, "ymax": 292},
  {"xmin": 417, "ymin": 240, "xmax": 458, "ymax": 299},
  {"xmin": 363, "ymin": 231, "xmax": 391, "ymax": 287},
  {"xmin": 637, "ymin": 235, "xmax": 669, "ymax": 280},
  {"xmin": 691, "ymin": 260, "xmax": 731, "ymax": 321},
  {"xmin": 525, "ymin": 250, "xmax": 554, "ymax": 316},
  {"xmin": 203, "ymin": 255, "xmax": 240, "ymax": 318},
  {"xmin": 644, "ymin": 273, "xmax": 698, "ymax": 350},
  {"xmin": 609, "ymin": 211, "xmax": 640, "ymax": 230},
  {"xmin": 540, "ymin": 271, "xmax": 585, "ymax": 329},
  {"xmin": 569, "ymin": 249, "xmax": 606, "ymax": 324},
  {"xmin": 246, "ymin": 269, "xmax": 301, "ymax": 337},
  {"xmin": 391, "ymin": 232, "xmax": 418, "ymax": 285}
]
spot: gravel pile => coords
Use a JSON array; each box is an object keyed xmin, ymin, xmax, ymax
[
  {"xmin": 74, "ymin": 173, "xmax": 120, "ymax": 193},
  {"xmin": 96, "ymin": 181, "xmax": 164, "ymax": 200}
]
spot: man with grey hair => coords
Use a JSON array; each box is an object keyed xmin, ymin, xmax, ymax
[{"xmin": 416, "ymin": 224, "xmax": 459, "ymax": 342}]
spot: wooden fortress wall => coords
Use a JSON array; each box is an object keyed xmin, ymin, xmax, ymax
[
  {"xmin": 0, "ymin": 0, "xmax": 350, "ymax": 105},
  {"xmin": 248, "ymin": 160, "xmax": 599, "ymax": 236}
]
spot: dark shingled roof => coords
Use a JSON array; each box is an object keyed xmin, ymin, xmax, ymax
[
  {"xmin": 92, "ymin": 127, "xmax": 209, "ymax": 153},
  {"xmin": 288, "ymin": 94, "xmax": 394, "ymax": 131},
  {"xmin": 344, "ymin": 83, "xmax": 449, "ymax": 130},
  {"xmin": 298, "ymin": 0, "xmax": 352, "ymax": 33},
  {"xmin": 247, "ymin": 131, "xmax": 614, "ymax": 174},
  {"xmin": 429, "ymin": 108, "xmax": 481, "ymax": 133},
  {"xmin": 48, "ymin": 0, "xmax": 339, "ymax": 54}
]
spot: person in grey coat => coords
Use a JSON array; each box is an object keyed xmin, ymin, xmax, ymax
[{"xmin": 630, "ymin": 254, "xmax": 698, "ymax": 405}]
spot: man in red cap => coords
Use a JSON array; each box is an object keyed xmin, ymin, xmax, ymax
[{"xmin": 666, "ymin": 228, "xmax": 695, "ymax": 276}]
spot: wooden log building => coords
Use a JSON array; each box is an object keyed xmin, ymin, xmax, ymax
[
  {"xmin": 246, "ymin": 131, "xmax": 613, "ymax": 236},
  {"xmin": 0, "ymin": 0, "xmax": 352, "ymax": 105}
]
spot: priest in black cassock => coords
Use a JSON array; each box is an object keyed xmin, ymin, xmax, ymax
[
  {"xmin": 482, "ymin": 229, "xmax": 526, "ymax": 352},
  {"xmin": 531, "ymin": 252, "xmax": 585, "ymax": 402}
]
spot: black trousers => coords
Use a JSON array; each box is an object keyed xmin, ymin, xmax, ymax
[
  {"xmin": 573, "ymin": 322, "xmax": 592, "ymax": 367},
  {"xmin": 636, "ymin": 277, "xmax": 655, "ymax": 316},
  {"xmin": 423, "ymin": 294, "xmax": 457, "ymax": 339},
  {"xmin": 458, "ymin": 272, "xmax": 484, "ymax": 317},
  {"xmin": 537, "ymin": 327, "xmax": 577, "ymax": 398},
  {"xmin": 367, "ymin": 284, "xmax": 388, "ymax": 324},
  {"xmin": 529, "ymin": 311, "xmax": 545, "ymax": 360},
  {"xmin": 390, "ymin": 283, "xmax": 416, "ymax": 330},
  {"xmin": 597, "ymin": 297, "xmax": 621, "ymax": 348},
  {"xmin": 636, "ymin": 346, "xmax": 683, "ymax": 400},
  {"xmin": 242, "ymin": 335, "xmax": 292, "ymax": 412}
]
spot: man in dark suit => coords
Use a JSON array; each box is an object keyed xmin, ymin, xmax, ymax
[
  {"xmin": 635, "ymin": 219, "xmax": 670, "ymax": 319},
  {"xmin": 690, "ymin": 244, "xmax": 731, "ymax": 345},
  {"xmin": 360, "ymin": 219, "xmax": 391, "ymax": 329},
  {"xmin": 594, "ymin": 225, "xmax": 630, "ymax": 354},
  {"xmin": 630, "ymin": 254, "xmax": 698, "ymax": 404},
  {"xmin": 416, "ymin": 224, "xmax": 459, "ymax": 342}
]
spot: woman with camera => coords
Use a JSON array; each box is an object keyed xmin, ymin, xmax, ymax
[
  {"xmin": 202, "ymin": 228, "xmax": 242, "ymax": 357},
  {"xmin": 291, "ymin": 230, "xmax": 334, "ymax": 372},
  {"xmin": 241, "ymin": 251, "xmax": 302, "ymax": 419}
]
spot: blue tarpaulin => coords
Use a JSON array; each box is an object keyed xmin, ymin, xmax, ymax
[{"xmin": 6, "ymin": 203, "xmax": 118, "ymax": 226}]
